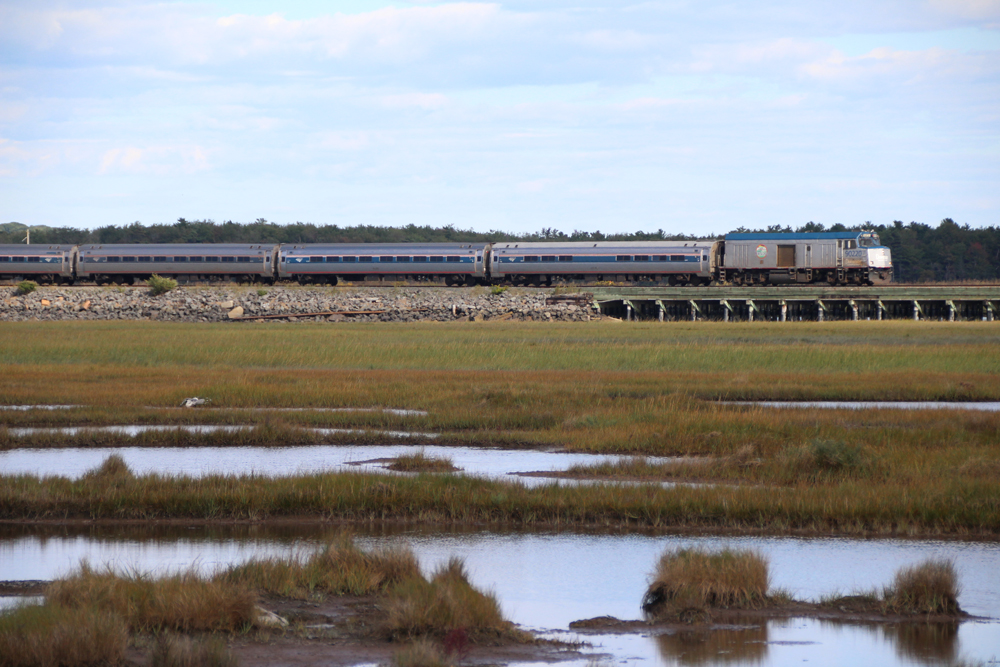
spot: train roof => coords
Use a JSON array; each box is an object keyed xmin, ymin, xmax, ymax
[
  {"xmin": 725, "ymin": 232, "xmax": 873, "ymax": 241},
  {"xmin": 282, "ymin": 243, "xmax": 487, "ymax": 252},
  {"xmin": 78, "ymin": 243, "xmax": 277, "ymax": 252},
  {"xmin": 0, "ymin": 244, "xmax": 76, "ymax": 252}
]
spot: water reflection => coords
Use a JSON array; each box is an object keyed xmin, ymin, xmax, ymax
[{"xmin": 656, "ymin": 623, "xmax": 768, "ymax": 665}]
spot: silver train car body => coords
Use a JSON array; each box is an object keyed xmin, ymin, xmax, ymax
[
  {"xmin": 0, "ymin": 244, "xmax": 77, "ymax": 283},
  {"xmin": 0, "ymin": 232, "xmax": 892, "ymax": 286},
  {"xmin": 75, "ymin": 244, "xmax": 279, "ymax": 283},
  {"xmin": 490, "ymin": 241, "xmax": 718, "ymax": 285},
  {"xmin": 279, "ymin": 243, "xmax": 489, "ymax": 286},
  {"xmin": 721, "ymin": 232, "xmax": 892, "ymax": 285}
]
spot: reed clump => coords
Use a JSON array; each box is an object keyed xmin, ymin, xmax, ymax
[
  {"xmin": 149, "ymin": 633, "xmax": 239, "ymax": 667},
  {"xmin": 882, "ymin": 559, "xmax": 962, "ymax": 615},
  {"xmin": 391, "ymin": 638, "xmax": 454, "ymax": 667},
  {"xmin": 218, "ymin": 536, "xmax": 420, "ymax": 598},
  {"xmin": 641, "ymin": 548, "xmax": 772, "ymax": 620},
  {"xmin": 384, "ymin": 557, "xmax": 520, "ymax": 642},
  {"xmin": 0, "ymin": 602, "xmax": 127, "ymax": 667},
  {"xmin": 777, "ymin": 439, "xmax": 878, "ymax": 481},
  {"xmin": 80, "ymin": 453, "xmax": 134, "ymax": 482},
  {"xmin": 387, "ymin": 451, "xmax": 459, "ymax": 473},
  {"xmin": 47, "ymin": 562, "xmax": 259, "ymax": 633}
]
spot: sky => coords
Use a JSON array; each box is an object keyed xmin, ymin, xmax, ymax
[{"xmin": 1, "ymin": 0, "xmax": 998, "ymax": 235}]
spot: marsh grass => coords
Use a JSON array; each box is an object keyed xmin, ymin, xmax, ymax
[
  {"xmin": 149, "ymin": 634, "xmax": 239, "ymax": 667},
  {"xmin": 218, "ymin": 536, "xmax": 420, "ymax": 598},
  {"xmin": 391, "ymin": 639, "xmax": 454, "ymax": 667},
  {"xmin": 47, "ymin": 562, "xmax": 259, "ymax": 633},
  {"xmin": 641, "ymin": 548, "xmax": 773, "ymax": 620},
  {"xmin": 387, "ymin": 451, "xmax": 459, "ymax": 473},
  {"xmin": 384, "ymin": 557, "xmax": 521, "ymax": 642},
  {"xmin": 0, "ymin": 602, "xmax": 127, "ymax": 667},
  {"xmin": 882, "ymin": 559, "xmax": 962, "ymax": 615},
  {"xmin": 81, "ymin": 453, "xmax": 134, "ymax": 481}
]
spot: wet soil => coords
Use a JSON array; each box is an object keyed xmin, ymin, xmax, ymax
[{"xmin": 569, "ymin": 600, "xmax": 979, "ymax": 635}]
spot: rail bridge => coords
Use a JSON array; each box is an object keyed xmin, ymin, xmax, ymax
[{"xmin": 588, "ymin": 286, "xmax": 1000, "ymax": 322}]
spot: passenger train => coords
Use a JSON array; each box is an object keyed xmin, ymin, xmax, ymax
[{"xmin": 0, "ymin": 231, "xmax": 893, "ymax": 287}]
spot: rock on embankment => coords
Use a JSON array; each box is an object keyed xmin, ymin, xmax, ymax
[{"xmin": 0, "ymin": 286, "xmax": 599, "ymax": 323}]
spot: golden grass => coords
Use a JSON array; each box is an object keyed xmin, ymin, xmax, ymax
[
  {"xmin": 387, "ymin": 452, "xmax": 459, "ymax": 473},
  {"xmin": 0, "ymin": 602, "xmax": 128, "ymax": 667},
  {"xmin": 149, "ymin": 634, "xmax": 239, "ymax": 667},
  {"xmin": 641, "ymin": 548, "xmax": 772, "ymax": 620},
  {"xmin": 384, "ymin": 557, "xmax": 521, "ymax": 642},
  {"xmin": 47, "ymin": 562, "xmax": 259, "ymax": 633},
  {"xmin": 882, "ymin": 559, "xmax": 962, "ymax": 615},
  {"xmin": 218, "ymin": 535, "xmax": 420, "ymax": 598},
  {"xmin": 391, "ymin": 639, "xmax": 454, "ymax": 667}
]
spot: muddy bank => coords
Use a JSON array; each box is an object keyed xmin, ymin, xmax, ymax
[{"xmin": 0, "ymin": 285, "xmax": 596, "ymax": 323}]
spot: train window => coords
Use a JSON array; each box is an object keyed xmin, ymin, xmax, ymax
[
  {"xmin": 542, "ymin": 255, "xmax": 556, "ymax": 262},
  {"xmin": 559, "ymin": 256, "xmax": 573, "ymax": 262},
  {"xmin": 359, "ymin": 256, "xmax": 373, "ymax": 263},
  {"xmin": 654, "ymin": 255, "xmax": 667, "ymax": 261},
  {"xmin": 27, "ymin": 257, "xmax": 40, "ymax": 262},
  {"xmin": 205, "ymin": 256, "xmax": 219, "ymax": 262},
  {"xmin": 523, "ymin": 256, "xmax": 538, "ymax": 262},
  {"xmin": 138, "ymin": 256, "xmax": 152, "ymax": 262},
  {"xmin": 108, "ymin": 257, "xmax": 121, "ymax": 263},
  {"xmin": 238, "ymin": 256, "xmax": 252, "ymax": 262},
  {"xmin": 616, "ymin": 255, "xmax": 631, "ymax": 262},
  {"xmin": 173, "ymin": 256, "xmax": 188, "ymax": 262},
  {"xmin": 342, "ymin": 256, "xmax": 356, "ymax": 263},
  {"xmin": 380, "ymin": 256, "xmax": 395, "ymax": 262},
  {"xmin": 396, "ymin": 256, "xmax": 411, "ymax": 262},
  {"xmin": 847, "ymin": 240, "xmax": 856, "ymax": 249},
  {"xmin": 12, "ymin": 256, "xmax": 25, "ymax": 262},
  {"xmin": 447, "ymin": 256, "xmax": 461, "ymax": 262},
  {"xmin": 413, "ymin": 256, "xmax": 428, "ymax": 262},
  {"xmin": 429, "ymin": 256, "xmax": 444, "ymax": 262},
  {"xmin": 221, "ymin": 257, "xmax": 235, "ymax": 262},
  {"xmin": 0, "ymin": 257, "xmax": 8, "ymax": 262},
  {"xmin": 154, "ymin": 256, "xmax": 168, "ymax": 262},
  {"xmin": 122, "ymin": 256, "xmax": 136, "ymax": 262},
  {"xmin": 326, "ymin": 256, "xmax": 340, "ymax": 263},
  {"xmin": 670, "ymin": 255, "xmax": 685, "ymax": 262},
  {"xmin": 634, "ymin": 255, "xmax": 649, "ymax": 262},
  {"xmin": 190, "ymin": 256, "xmax": 203, "ymax": 262}
]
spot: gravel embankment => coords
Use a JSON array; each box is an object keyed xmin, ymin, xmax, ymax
[{"xmin": 0, "ymin": 286, "xmax": 598, "ymax": 323}]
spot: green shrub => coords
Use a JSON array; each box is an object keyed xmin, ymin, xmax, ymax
[
  {"xmin": 490, "ymin": 285, "xmax": 507, "ymax": 295},
  {"xmin": 15, "ymin": 280, "xmax": 37, "ymax": 296},
  {"xmin": 256, "ymin": 288, "xmax": 268, "ymax": 297},
  {"xmin": 147, "ymin": 274, "xmax": 178, "ymax": 296}
]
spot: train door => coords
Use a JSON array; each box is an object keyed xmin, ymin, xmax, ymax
[
  {"xmin": 804, "ymin": 245, "xmax": 812, "ymax": 268},
  {"xmin": 836, "ymin": 240, "xmax": 844, "ymax": 268},
  {"xmin": 776, "ymin": 245, "xmax": 795, "ymax": 268}
]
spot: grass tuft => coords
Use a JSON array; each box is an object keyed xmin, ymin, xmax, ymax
[
  {"xmin": 387, "ymin": 451, "xmax": 459, "ymax": 473},
  {"xmin": 384, "ymin": 557, "xmax": 520, "ymax": 642},
  {"xmin": 882, "ymin": 559, "xmax": 962, "ymax": 615},
  {"xmin": 779, "ymin": 439, "xmax": 875, "ymax": 480},
  {"xmin": 641, "ymin": 547, "xmax": 771, "ymax": 620},
  {"xmin": 47, "ymin": 562, "xmax": 259, "ymax": 633},
  {"xmin": 81, "ymin": 453, "xmax": 134, "ymax": 481},
  {"xmin": 149, "ymin": 634, "xmax": 239, "ymax": 667},
  {"xmin": 0, "ymin": 602, "xmax": 127, "ymax": 667},
  {"xmin": 14, "ymin": 280, "xmax": 37, "ymax": 296},
  {"xmin": 218, "ymin": 535, "xmax": 420, "ymax": 599},
  {"xmin": 391, "ymin": 638, "xmax": 454, "ymax": 667}
]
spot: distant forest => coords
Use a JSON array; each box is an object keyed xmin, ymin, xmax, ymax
[{"xmin": 2, "ymin": 217, "xmax": 997, "ymax": 283}]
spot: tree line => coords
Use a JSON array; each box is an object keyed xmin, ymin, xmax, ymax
[{"xmin": 2, "ymin": 217, "xmax": 997, "ymax": 282}]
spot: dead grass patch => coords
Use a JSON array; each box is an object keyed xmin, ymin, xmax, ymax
[
  {"xmin": 218, "ymin": 535, "xmax": 419, "ymax": 599},
  {"xmin": 148, "ymin": 634, "xmax": 239, "ymax": 667},
  {"xmin": 386, "ymin": 451, "xmax": 459, "ymax": 473},
  {"xmin": 0, "ymin": 602, "xmax": 127, "ymax": 667},
  {"xmin": 47, "ymin": 562, "xmax": 258, "ymax": 633},
  {"xmin": 882, "ymin": 559, "xmax": 962, "ymax": 615},
  {"xmin": 641, "ymin": 548, "xmax": 773, "ymax": 621}
]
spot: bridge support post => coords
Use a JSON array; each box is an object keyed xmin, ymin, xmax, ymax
[
  {"xmin": 780, "ymin": 300, "xmax": 787, "ymax": 322},
  {"xmin": 913, "ymin": 301, "xmax": 920, "ymax": 321},
  {"xmin": 877, "ymin": 300, "xmax": 884, "ymax": 321},
  {"xmin": 816, "ymin": 300, "xmax": 825, "ymax": 322},
  {"xmin": 987, "ymin": 301, "xmax": 995, "ymax": 322},
  {"xmin": 850, "ymin": 300, "xmax": 858, "ymax": 321},
  {"xmin": 720, "ymin": 300, "xmax": 731, "ymax": 322},
  {"xmin": 689, "ymin": 300, "xmax": 702, "ymax": 322},
  {"xmin": 746, "ymin": 300, "xmax": 757, "ymax": 322},
  {"xmin": 656, "ymin": 300, "xmax": 664, "ymax": 322},
  {"xmin": 947, "ymin": 300, "xmax": 956, "ymax": 322}
]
